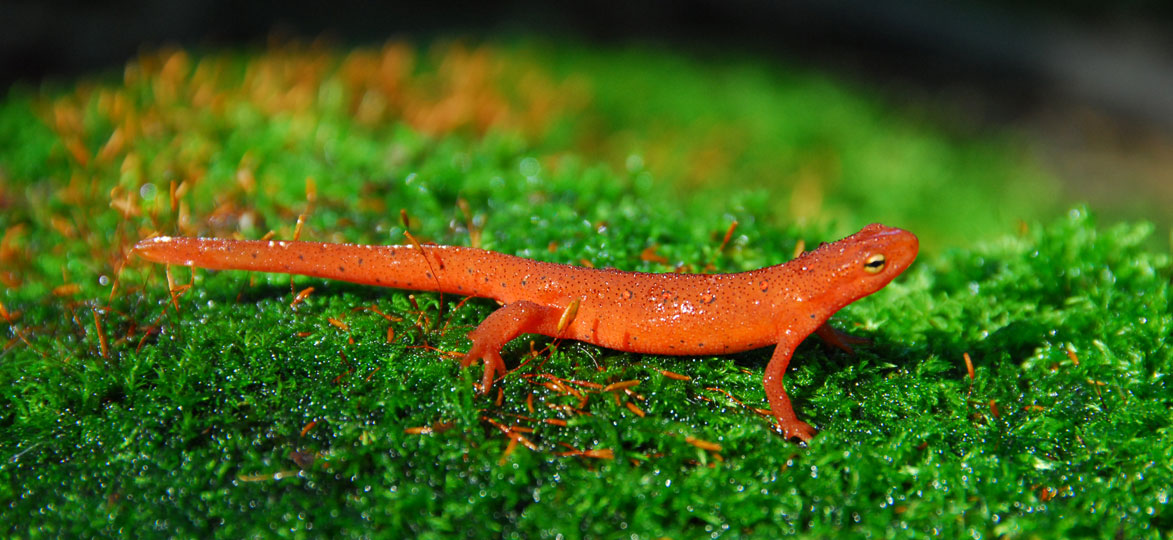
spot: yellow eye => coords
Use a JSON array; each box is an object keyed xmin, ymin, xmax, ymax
[{"xmin": 864, "ymin": 253, "xmax": 886, "ymax": 273}]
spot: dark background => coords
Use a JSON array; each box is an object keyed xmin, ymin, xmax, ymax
[{"xmin": 4, "ymin": 0, "xmax": 1172, "ymax": 218}]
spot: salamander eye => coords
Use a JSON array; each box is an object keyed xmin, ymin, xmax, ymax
[{"xmin": 864, "ymin": 253, "xmax": 886, "ymax": 274}]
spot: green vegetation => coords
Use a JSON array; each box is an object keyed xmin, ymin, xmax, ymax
[{"xmin": 1, "ymin": 40, "xmax": 1169, "ymax": 538}]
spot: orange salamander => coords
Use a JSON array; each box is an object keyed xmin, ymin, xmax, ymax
[{"xmin": 134, "ymin": 223, "xmax": 918, "ymax": 441}]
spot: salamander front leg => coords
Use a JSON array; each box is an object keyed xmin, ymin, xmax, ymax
[
  {"xmin": 462, "ymin": 300, "xmax": 560, "ymax": 392},
  {"xmin": 763, "ymin": 340, "xmax": 817, "ymax": 442}
]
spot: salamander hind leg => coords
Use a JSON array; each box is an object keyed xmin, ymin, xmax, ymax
[
  {"xmin": 815, "ymin": 323, "xmax": 871, "ymax": 355},
  {"xmin": 462, "ymin": 300, "xmax": 560, "ymax": 392}
]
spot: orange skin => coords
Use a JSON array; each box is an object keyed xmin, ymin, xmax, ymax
[{"xmin": 134, "ymin": 223, "xmax": 918, "ymax": 441}]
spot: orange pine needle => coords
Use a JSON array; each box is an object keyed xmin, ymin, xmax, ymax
[
  {"xmin": 64, "ymin": 137, "xmax": 90, "ymax": 166},
  {"xmin": 290, "ymin": 286, "xmax": 315, "ymax": 308},
  {"xmin": 718, "ymin": 220, "xmax": 739, "ymax": 253},
  {"xmin": 293, "ymin": 214, "xmax": 306, "ymax": 241},
  {"xmin": 357, "ymin": 304, "xmax": 401, "ymax": 322},
  {"xmin": 658, "ymin": 369, "xmax": 691, "ymax": 381},
  {"xmin": 52, "ymin": 284, "xmax": 81, "ymax": 297},
  {"xmin": 164, "ymin": 265, "xmax": 181, "ymax": 310},
  {"xmin": 169, "ymin": 180, "xmax": 179, "ymax": 213},
  {"xmin": 364, "ymin": 366, "xmax": 381, "ymax": 382},
  {"xmin": 582, "ymin": 449, "xmax": 614, "ymax": 459},
  {"xmin": 556, "ymin": 298, "xmax": 581, "ymax": 335},
  {"xmin": 405, "ymin": 421, "xmax": 455, "ymax": 435},
  {"xmin": 457, "ymin": 198, "xmax": 482, "ymax": 249},
  {"xmin": 640, "ymin": 245, "xmax": 669, "ymax": 264},
  {"xmin": 554, "ymin": 446, "xmax": 613, "ymax": 459},
  {"xmin": 238, "ymin": 471, "xmax": 299, "ymax": 482},
  {"xmin": 498, "ymin": 437, "xmax": 519, "ymax": 466},
  {"xmin": 513, "ymin": 433, "xmax": 538, "ymax": 451},
  {"xmin": 332, "ymin": 369, "xmax": 353, "ymax": 385},
  {"xmin": 438, "ymin": 295, "xmax": 473, "ymax": 334},
  {"xmin": 685, "ymin": 436, "xmax": 722, "ymax": 452},
  {"xmin": 304, "ymin": 176, "xmax": 317, "ymax": 205},
  {"xmin": 92, "ymin": 309, "xmax": 109, "ymax": 359},
  {"xmin": 603, "ymin": 380, "xmax": 641, "ymax": 392}
]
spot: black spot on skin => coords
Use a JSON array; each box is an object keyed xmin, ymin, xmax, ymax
[
  {"xmin": 251, "ymin": 252, "xmax": 258, "ymax": 259},
  {"xmin": 457, "ymin": 285, "xmax": 463, "ymax": 291},
  {"xmin": 520, "ymin": 279, "xmax": 527, "ymax": 286},
  {"xmin": 375, "ymin": 277, "xmax": 382, "ymax": 283},
  {"xmin": 358, "ymin": 258, "xmax": 364, "ymax": 265},
  {"xmin": 426, "ymin": 272, "xmax": 433, "ymax": 279},
  {"xmin": 298, "ymin": 254, "xmax": 305, "ymax": 261},
  {"xmin": 338, "ymin": 266, "xmax": 346, "ymax": 272},
  {"xmin": 501, "ymin": 282, "xmax": 507, "ymax": 288},
  {"xmin": 810, "ymin": 314, "xmax": 816, "ymax": 319},
  {"xmin": 698, "ymin": 342, "xmax": 705, "ymax": 348}
]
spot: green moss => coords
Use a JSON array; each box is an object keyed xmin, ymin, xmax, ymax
[{"xmin": 1, "ymin": 41, "xmax": 1169, "ymax": 539}]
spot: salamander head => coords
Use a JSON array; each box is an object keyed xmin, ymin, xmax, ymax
[{"xmin": 798, "ymin": 223, "xmax": 919, "ymax": 311}]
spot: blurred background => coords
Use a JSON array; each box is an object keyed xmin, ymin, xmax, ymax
[{"xmin": 3, "ymin": 0, "xmax": 1171, "ymax": 238}]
